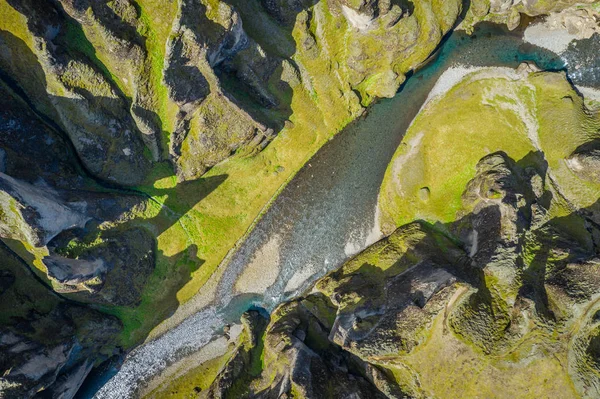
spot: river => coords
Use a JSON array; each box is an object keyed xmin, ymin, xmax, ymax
[{"xmin": 88, "ymin": 22, "xmax": 599, "ymax": 398}]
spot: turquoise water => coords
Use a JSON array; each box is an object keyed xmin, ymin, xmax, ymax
[{"xmin": 88, "ymin": 23, "xmax": 597, "ymax": 398}]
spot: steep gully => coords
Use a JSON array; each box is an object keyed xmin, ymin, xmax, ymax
[{"xmin": 90, "ymin": 23, "xmax": 600, "ymax": 397}]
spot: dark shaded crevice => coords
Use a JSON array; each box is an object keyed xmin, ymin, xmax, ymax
[
  {"xmin": 50, "ymin": 0, "xmax": 136, "ymax": 107},
  {"xmin": 459, "ymin": 0, "xmax": 472, "ymax": 23},
  {"xmin": 0, "ymin": 67, "xmax": 166, "ymax": 213},
  {"xmin": 0, "ymin": 239, "xmax": 81, "ymax": 306}
]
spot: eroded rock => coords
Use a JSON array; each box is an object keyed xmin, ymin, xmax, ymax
[
  {"xmin": 3, "ymin": 0, "xmax": 152, "ymax": 186},
  {"xmin": 0, "ymin": 172, "xmax": 89, "ymax": 247},
  {"xmin": 0, "ymin": 247, "xmax": 122, "ymax": 399},
  {"xmin": 567, "ymin": 139, "xmax": 600, "ymax": 182}
]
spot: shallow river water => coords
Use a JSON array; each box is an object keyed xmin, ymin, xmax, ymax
[{"xmin": 89, "ymin": 23, "xmax": 599, "ymax": 398}]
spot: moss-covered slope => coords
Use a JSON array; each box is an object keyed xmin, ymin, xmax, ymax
[{"xmin": 379, "ymin": 66, "xmax": 600, "ymax": 231}]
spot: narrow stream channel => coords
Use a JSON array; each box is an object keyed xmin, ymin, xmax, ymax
[{"xmin": 90, "ymin": 23, "xmax": 599, "ymax": 398}]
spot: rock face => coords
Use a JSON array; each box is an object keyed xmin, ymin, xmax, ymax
[
  {"xmin": 46, "ymin": 226, "xmax": 156, "ymax": 306},
  {"xmin": 0, "ymin": 172, "xmax": 89, "ymax": 247},
  {"xmin": 2, "ymin": 0, "xmax": 152, "ymax": 186},
  {"xmin": 57, "ymin": 0, "xmax": 164, "ymax": 161},
  {"xmin": 201, "ymin": 303, "xmax": 403, "ymax": 398},
  {"xmin": 337, "ymin": 0, "xmax": 408, "ymax": 30},
  {"xmin": 319, "ymin": 222, "xmax": 465, "ymax": 359},
  {"xmin": 0, "ymin": 246, "xmax": 122, "ymax": 399},
  {"xmin": 164, "ymin": 0, "xmax": 277, "ymax": 181},
  {"xmin": 544, "ymin": 4, "xmax": 600, "ymax": 39},
  {"xmin": 463, "ymin": 0, "xmax": 600, "ymax": 31},
  {"xmin": 0, "ymin": 78, "xmax": 153, "ymax": 397},
  {"xmin": 567, "ymin": 139, "xmax": 600, "ymax": 182}
]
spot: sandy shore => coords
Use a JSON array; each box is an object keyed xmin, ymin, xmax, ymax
[
  {"xmin": 138, "ymin": 323, "xmax": 243, "ymax": 397},
  {"xmin": 235, "ymin": 234, "xmax": 282, "ymax": 294},
  {"xmin": 422, "ymin": 66, "xmax": 520, "ymax": 111},
  {"xmin": 524, "ymin": 22, "xmax": 578, "ymax": 54}
]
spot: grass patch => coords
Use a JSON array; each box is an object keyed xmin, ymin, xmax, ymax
[{"xmin": 379, "ymin": 69, "xmax": 600, "ymax": 229}]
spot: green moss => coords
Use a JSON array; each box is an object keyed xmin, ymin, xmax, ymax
[
  {"xmin": 143, "ymin": 350, "xmax": 234, "ymax": 398},
  {"xmin": 0, "ymin": 2, "xmax": 34, "ymax": 47},
  {"xmin": 54, "ymin": 231, "xmax": 107, "ymax": 259},
  {"xmin": 61, "ymin": 19, "xmax": 123, "ymax": 94},
  {"xmin": 379, "ymin": 69, "xmax": 600, "ymax": 230},
  {"xmin": 136, "ymin": 0, "xmax": 180, "ymax": 147}
]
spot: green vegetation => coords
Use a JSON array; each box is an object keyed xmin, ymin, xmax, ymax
[
  {"xmin": 379, "ymin": 69, "xmax": 600, "ymax": 231},
  {"xmin": 61, "ymin": 18, "xmax": 123, "ymax": 95},
  {"xmin": 144, "ymin": 350, "xmax": 234, "ymax": 398},
  {"xmin": 135, "ymin": 0, "xmax": 180, "ymax": 146},
  {"xmin": 4, "ymin": 0, "xmax": 600, "ymax": 396},
  {"xmin": 53, "ymin": 231, "xmax": 107, "ymax": 259}
]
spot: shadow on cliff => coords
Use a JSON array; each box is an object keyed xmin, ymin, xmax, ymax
[
  {"xmin": 5, "ymin": 0, "xmax": 165, "ymax": 157},
  {"xmin": 215, "ymin": 0, "xmax": 319, "ymax": 130},
  {"xmin": 333, "ymin": 150, "xmax": 600, "ymax": 358},
  {"xmin": 0, "ymin": 26, "xmax": 230, "ymax": 349}
]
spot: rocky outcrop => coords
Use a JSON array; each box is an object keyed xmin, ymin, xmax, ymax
[
  {"xmin": 203, "ymin": 311, "xmax": 269, "ymax": 399},
  {"xmin": 43, "ymin": 255, "xmax": 108, "ymax": 285},
  {"xmin": 164, "ymin": 0, "xmax": 277, "ymax": 182},
  {"xmin": 0, "ymin": 246, "xmax": 122, "ymax": 399},
  {"xmin": 336, "ymin": 0, "xmax": 408, "ymax": 30},
  {"xmin": 2, "ymin": 0, "xmax": 152, "ymax": 186},
  {"xmin": 318, "ymin": 221, "xmax": 465, "ymax": 358},
  {"xmin": 194, "ymin": 147, "xmax": 600, "ymax": 398},
  {"xmin": 46, "ymin": 227, "xmax": 156, "ymax": 306},
  {"xmin": 0, "ymin": 172, "xmax": 89, "ymax": 247},
  {"xmin": 567, "ymin": 139, "xmax": 600, "ymax": 182},
  {"xmin": 202, "ymin": 299, "xmax": 404, "ymax": 398},
  {"xmin": 0, "ymin": 73, "xmax": 154, "ymax": 397},
  {"xmin": 327, "ymin": 0, "xmax": 461, "ymax": 101},
  {"xmin": 544, "ymin": 4, "xmax": 600, "ymax": 39},
  {"xmin": 463, "ymin": 0, "xmax": 600, "ymax": 31},
  {"xmin": 57, "ymin": 0, "xmax": 163, "ymax": 161},
  {"xmin": 0, "ymin": 75, "xmax": 155, "ymax": 307},
  {"xmin": 446, "ymin": 152, "xmax": 549, "ymax": 353}
]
